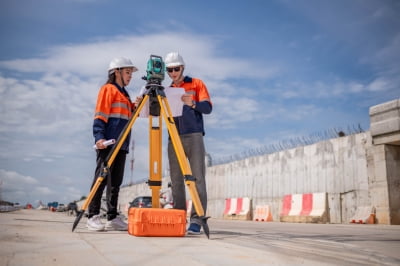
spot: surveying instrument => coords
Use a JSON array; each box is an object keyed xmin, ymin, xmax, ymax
[{"xmin": 72, "ymin": 55, "xmax": 210, "ymax": 238}]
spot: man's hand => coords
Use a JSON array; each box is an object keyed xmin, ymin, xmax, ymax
[{"xmin": 181, "ymin": 94, "xmax": 193, "ymax": 106}]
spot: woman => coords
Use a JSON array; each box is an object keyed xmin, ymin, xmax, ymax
[{"xmin": 87, "ymin": 57, "xmax": 138, "ymax": 231}]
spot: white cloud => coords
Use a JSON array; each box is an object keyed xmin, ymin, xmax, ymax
[
  {"xmin": 0, "ymin": 32, "xmax": 278, "ymax": 81},
  {"xmin": 208, "ymin": 96, "xmax": 260, "ymax": 129},
  {"xmin": 34, "ymin": 186, "xmax": 54, "ymax": 195},
  {"xmin": 0, "ymin": 169, "xmax": 38, "ymax": 186},
  {"xmin": 0, "ymin": 169, "xmax": 38, "ymax": 203},
  {"xmin": 0, "ymin": 168, "xmax": 91, "ymax": 205}
]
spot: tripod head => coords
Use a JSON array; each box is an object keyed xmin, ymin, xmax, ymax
[
  {"xmin": 142, "ymin": 55, "xmax": 165, "ymax": 83},
  {"xmin": 142, "ymin": 55, "xmax": 166, "ymax": 116}
]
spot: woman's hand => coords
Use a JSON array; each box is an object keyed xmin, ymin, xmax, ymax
[
  {"xmin": 134, "ymin": 96, "xmax": 143, "ymax": 109},
  {"xmin": 95, "ymin": 139, "xmax": 107, "ymax": 149}
]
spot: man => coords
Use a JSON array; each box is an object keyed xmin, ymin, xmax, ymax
[{"xmin": 165, "ymin": 52, "xmax": 212, "ymax": 234}]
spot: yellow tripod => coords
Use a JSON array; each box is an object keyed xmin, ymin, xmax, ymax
[{"xmin": 72, "ymin": 79, "xmax": 210, "ymax": 238}]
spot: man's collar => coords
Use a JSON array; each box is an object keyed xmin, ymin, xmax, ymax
[{"xmin": 171, "ymin": 76, "xmax": 192, "ymax": 86}]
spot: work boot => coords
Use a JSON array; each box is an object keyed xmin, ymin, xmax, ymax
[
  {"xmin": 86, "ymin": 215, "xmax": 105, "ymax": 231},
  {"xmin": 105, "ymin": 216, "xmax": 128, "ymax": 231}
]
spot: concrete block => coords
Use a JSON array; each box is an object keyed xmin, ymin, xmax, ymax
[
  {"xmin": 369, "ymin": 99, "xmax": 400, "ymax": 145},
  {"xmin": 369, "ymin": 98, "xmax": 400, "ymax": 121},
  {"xmin": 373, "ymin": 133, "xmax": 400, "ymax": 145}
]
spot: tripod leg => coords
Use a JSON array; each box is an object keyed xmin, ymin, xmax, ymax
[
  {"xmin": 149, "ymin": 115, "xmax": 162, "ymax": 208},
  {"xmin": 72, "ymin": 95, "xmax": 150, "ymax": 232},
  {"xmin": 158, "ymin": 95, "xmax": 210, "ymax": 238},
  {"xmin": 72, "ymin": 168, "xmax": 108, "ymax": 231}
]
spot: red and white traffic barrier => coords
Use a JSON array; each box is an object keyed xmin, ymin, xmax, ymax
[
  {"xmin": 280, "ymin": 193, "xmax": 328, "ymax": 223},
  {"xmin": 223, "ymin": 197, "xmax": 252, "ymax": 220}
]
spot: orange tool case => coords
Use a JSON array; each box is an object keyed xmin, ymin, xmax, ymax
[{"xmin": 128, "ymin": 207, "xmax": 187, "ymax": 237}]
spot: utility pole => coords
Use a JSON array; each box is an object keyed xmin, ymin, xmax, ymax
[
  {"xmin": 130, "ymin": 138, "xmax": 135, "ymax": 185},
  {"xmin": 0, "ymin": 179, "xmax": 3, "ymax": 201}
]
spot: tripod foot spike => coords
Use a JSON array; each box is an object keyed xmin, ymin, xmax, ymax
[
  {"xmin": 200, "ymin": 216, "xmax": 211, "ymax": 239},
  {"xmin": 72, "ymin": 211, "xmax": 85, "ymax": 232}
]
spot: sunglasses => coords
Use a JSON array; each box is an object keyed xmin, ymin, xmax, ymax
[{"xmin": 166, "ymin": 66, "xmax": 181, "ymax": 73}]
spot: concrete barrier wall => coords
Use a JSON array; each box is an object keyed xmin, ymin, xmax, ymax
[
  {"xmin": 119, "ymin": 132, "xmax": 371, "ymax": 224},
  {"xmin": 206, "ymin": 132, "xmax": 370, "ymax": 223}
]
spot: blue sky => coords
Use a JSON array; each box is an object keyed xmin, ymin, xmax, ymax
[{"xmin": 0, "ymin": 0, "xmax": 399, "ymax": 206}]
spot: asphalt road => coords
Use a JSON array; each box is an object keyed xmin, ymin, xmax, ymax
[{"xmin": 1, "ymin": 209, "xmax": 399, "ymax": 266}]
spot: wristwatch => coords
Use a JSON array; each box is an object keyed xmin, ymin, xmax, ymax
[{"xmin": 191, "ymin": 101, "xmax": 196, "ymax": 109}]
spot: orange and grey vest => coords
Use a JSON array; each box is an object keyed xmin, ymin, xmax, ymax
[{"xmin": 93, "ymin": 83, "xmax": 134, "ymax": 152}]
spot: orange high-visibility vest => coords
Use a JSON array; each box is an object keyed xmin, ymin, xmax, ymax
[
  {"xmin": 93, "ymin": 83, "xmax": 135, "ymax": 152},
  {"xmin": 94, "ymin": 83, "xmax": 134, "ymax": 122}
]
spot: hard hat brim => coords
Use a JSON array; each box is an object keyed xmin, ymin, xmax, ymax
[
  {"xmin": 109, "ymin": 66, "xmax": 138, "ymax": 74},
  {"xmin": 165, "ymin": 63, "xmax": 184, "ymax": 68}
]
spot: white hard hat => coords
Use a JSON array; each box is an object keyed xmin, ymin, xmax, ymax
[
  {"xmin": 108, "ymin": 57, "xmax": 138, "ymax": 74},
  {"xmin": 164, "ymin": 52, "xmax": 185, "ymax": 67}
]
